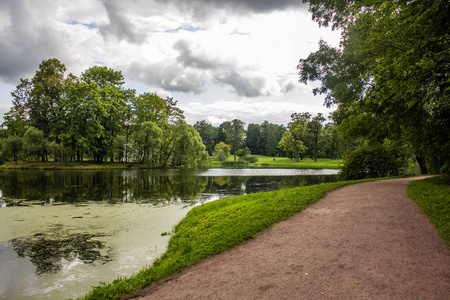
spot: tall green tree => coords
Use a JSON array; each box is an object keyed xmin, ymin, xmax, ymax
[
  {"xmin": 245, "ymin": 123, "xmax": 262, "ymax": 155},
  {"xmin": 222, "ymin": 119, "xmax": 245, "ymax": 162},
  {"xmin": 132, "ymin": 121, "xmax": 163, "ymax": 166},
  {"xmin": 170, "ymin": 122, "xmax": 208, "ymax": 168},
  {"xmin": 193, "ymin": 120, "xmax": 218, "ymax": 155},
  {"xmin": 3, "ymin": 79, "xmax": 31, "ymax": 136},
  {"xmin": 287, "ymin": 112, "xmax": 310, "ymax": 162},
  {"xmin": 80, "ymin": 66, "xmax": 130, "ymax": 162},
  {"xmin": 28, "ymin": 58, "xmax": 69, "ymax": 146},
  {"xmin": 22, "ymin": 127, "xmax": 48, "ymax": 162},
  {"xmin": 307, "ymin": 113, "xmax": 326, "ymax": 162},
  {"xmin": 299, "ymin": 0, "xmax": 450, "ymax": 178}
]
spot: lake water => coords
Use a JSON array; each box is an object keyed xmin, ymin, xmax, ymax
[{"xmin": 0, "ymin": 169, "xmax": 338, "ymax": 299}]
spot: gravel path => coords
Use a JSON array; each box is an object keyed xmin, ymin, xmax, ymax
[{"xmin": 124, "ymin": 177, "xmax": 450, "ymax": 299}]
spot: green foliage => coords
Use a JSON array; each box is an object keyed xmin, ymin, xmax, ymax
[
  {"xmin": 213, "ymin": 142, "xmax": 231, "ymax": 158},
  {"xmin": 339, "ymin": 144, "xmax": 408, "ymax": 180},
  {"xmin": 170, "ymin": 122, "xmax": 208, "ymax": 168},
  {"xmin": 408, "ymin": 177, "xmax": 450, "ymax": 246},
  {"xmin": 222, "ymin": 119, "xmax": 245, "ymax": 162},
  {"xmin": 80, "ymin": 181, "xmax": 350, "ymax": 300},
  {"xmin": 22, "ymin": 127, "xmax": 48, "ymax": 161},
  {"xmin": 3, "ymin": 135, "xmax": 23, "ymax": 163},
  {"xmin": 241, "ymin": 156, "xmax": 258, "ymax": 163},
  {"xmin": 1, "ymin": 58, "xmax": 206, "ymax": 168},
  {"xmin": 193, "ymin": 120, "xmax": 218, "ymax": 155},
  {"xmin": 236, "ymin": 147, "xmax": 250, "ymax": 158},
  {"xmin": 300, "ymin": 0, "xmax": 450, "ymax": 178},
  {"xmin": 217, "ymin": 149, "xmax": 227, "ymax": 162}
]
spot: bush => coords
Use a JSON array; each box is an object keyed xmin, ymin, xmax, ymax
[
  {"xmin": 339, "ymin": 144, "xmax": 408, "ymax": 180},
  {"xmin": 243, "ymin": 156, "xmax": 258, "ymax": 163}
]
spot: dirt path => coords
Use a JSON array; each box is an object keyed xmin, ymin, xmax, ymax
[{"xmin": 125, "ymin": 177, "xmax": 450, "ymax": 299}]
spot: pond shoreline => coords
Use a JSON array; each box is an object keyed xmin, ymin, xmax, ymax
[{"xmin": 0, "ymin": 157, "xmax": 343, "ymax": 170}]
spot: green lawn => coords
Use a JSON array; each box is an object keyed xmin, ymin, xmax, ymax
[
  {"xmin": 206, "ymin": 155, "xmax": 343, "ymax": 169},
  {"xmin": 407, "ymin": 176, "xmax": 450, "ymax": 246}
]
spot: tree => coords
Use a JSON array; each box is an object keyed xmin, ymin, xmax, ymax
[
  {"xmin": 132, "ymin": 121, "xmax": 163, "ymax": 166},
  {"xmin": 287, "ymin": 113, "xmax": 310, "ymax": 162},
  {"xmin": 213, "ymin": 142, "xmax": 231, "ymax": 159},
  {"xmin": 3, "ymin": 135, "xmax": 23, "ymax": 163},
  {"xmin": 22, "ymin": 127, "xmax": 48, "ymax": 162},
  {"xmin": 3, "ymin": 79, "xmax": 31, "ymax": 136},
  {"xmin": 80, "ymin": 66, "xmax": 130, "ymax": 162},
  {"xmin": 299, "ymin": 0, "xmax": 450, "ymax": 178},
  {"xmin": 170, "ymin": 122, "xmax": 207, "ymax": 168},
  {"xmin": 28, "ymin": 58, "xmax": 68, "ymax": 143},
  {"xmin": 217, "ymin": 149, "xmax": 227, "ymax": 163},
  {"xmin": 245, "ymin": 124, "xmax": 262, "ymax": 155},
  {"xmin": 278, "ymin": 130, "xmax": 307, "ymax": 161},
  {"xmin": 193, "ymin": 120, "xmax": 218, "ymax": 155},
  {"xmin": 307, "ymin": 113, "xmax": 326, "ymax": 161},
  {"xmin": 222, "ymin": 119, "xmax": 245, "ymax": 162}
]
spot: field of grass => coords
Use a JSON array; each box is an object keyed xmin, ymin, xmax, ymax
[
  {"xmin": 206, "ymin": 155, "xmax": 343, "ymax": 169},
  {"xmin": 80, "ymin": 180, "xmax": 351, "ymax": 300},
  {"xmin": 407, "ymin": 176, "xmax": 450, "ymax": 246}
]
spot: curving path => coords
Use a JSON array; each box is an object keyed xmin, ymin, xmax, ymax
[{"xmin": 124, "ymin": 177, "xmax": 450, "ymax": 299}]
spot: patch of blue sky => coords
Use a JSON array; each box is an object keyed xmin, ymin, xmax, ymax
[
  {"xmin": 66, "ymin": 20, "xmax": 97, "ymax": 30},
  {"xmin": 165, "ymin": 25, "xmax": 203, "ymax": 33}
]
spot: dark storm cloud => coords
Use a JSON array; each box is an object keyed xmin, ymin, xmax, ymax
[
  {"xmin": 174, "ymin": 40, "xmax": 270, "ymax": 97},
  {"xmin": 156, "ymin": 0, "xmax": 306, "ymax": 19},
  {"xmin": 215, "ymin": 72, "xmax": 268, "ymax": 98},
  {"xmin": 0, "ymin": 0, "xmax": 64, "ymax": 83},
  {"xmin": 174, "ymin": 40, "xmax": 230, "ymax": 71},
  {"xmin": 124, "ymin": 61, "xmax": 206, "ymax": 94},
  {"xmin": 98, "ymin": 0, "xmax": 146, "ymax": 43}
]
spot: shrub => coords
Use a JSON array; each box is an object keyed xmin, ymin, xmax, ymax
[{"xmin": 339, "ymin": 144, "xmax": 409, "ymax": 180}]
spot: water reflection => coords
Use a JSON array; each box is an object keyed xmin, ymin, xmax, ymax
[
  {"xmin": 0, "ymin": 170, "xmax": 338, "ymax": 207},
  {"xmin": 11, "ymin": 231, "xmax": 112, "ymax": 275},
  {"xmin": 0, "ymin": 169, "xmax": 338, "ymax": 299}
]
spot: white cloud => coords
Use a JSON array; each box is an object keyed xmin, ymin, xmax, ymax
[{"xmin": 0, "ymin": 0, "xmax": 341, "ymax": 126}]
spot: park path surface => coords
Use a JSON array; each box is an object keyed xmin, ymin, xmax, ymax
[{"xmin": 125, "ymin": 177, "xmax": 450, "ymax": 299}]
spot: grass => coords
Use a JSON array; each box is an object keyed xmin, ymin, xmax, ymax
[
  {"xmin": 73, "ymin": 174, "xmax": 448, "ymax": 299},
  {"xmin": 0, "ymin": 161, "xmax": 150, "ymax": 170},
  {"xmin": 205, "ymin": 155, "xmax": 343, "ymax": 169},
  {"xmin": 79, "ymin": 180, "xmax": 352, "ymax": 300},
  {"xmin": 407, "ymin": 176, "xmax": 450, "ymax": 246}
]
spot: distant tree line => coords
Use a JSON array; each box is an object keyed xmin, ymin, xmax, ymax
[
  {"xmin": 1, "ymin": 58, "xmax": 207, "ymax": 168},
  {"xmin": 194, "ymin": 114, "xmax": 347, "ymax": 162}
]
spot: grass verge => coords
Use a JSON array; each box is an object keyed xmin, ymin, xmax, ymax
[
  {"xmin": 205, "ymin": 155, "xmax": 343, "ymax": 169},
  {"xmin": 78, "ymin": 180, "xmax": 351, "ymax": 300},
  {"xmin": 407, "ymin": 176, "xmax": 450, "ymax": 246}
]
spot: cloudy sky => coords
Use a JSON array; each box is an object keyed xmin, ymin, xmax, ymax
[{"xmin": 0, "ymin": 0, "xmax": 341, "ymax": 126}]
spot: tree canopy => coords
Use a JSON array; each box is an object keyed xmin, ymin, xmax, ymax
[
  {"xmin": 299, "ymin": 0, "xmax": 450, "ymax": 178},
  {"xmin": 1, "ymin": 58, "xmax": 207, "ymax": 168}
]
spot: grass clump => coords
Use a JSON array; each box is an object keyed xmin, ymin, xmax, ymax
[
  {"xmin": 80, "ymin": 181, "xmax": 349, "ymax": 300},
  {"xmin": 407, "ymin": 176, "xmax": 450, "ymax": 246}
]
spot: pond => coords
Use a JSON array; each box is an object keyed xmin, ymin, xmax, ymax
[{"xmin": 0, "ymin": 168, "xmax": 338, "ymax": 299}]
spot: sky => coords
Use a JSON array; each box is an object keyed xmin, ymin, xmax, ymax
[{"xmin": 0, "ymin": 0, "xmax": 341, "ymax": 127}]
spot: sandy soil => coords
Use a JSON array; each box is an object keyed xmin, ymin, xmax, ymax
[{"xmin": 124, "ymin": 177, "xmax": 450, "ymax": 299}]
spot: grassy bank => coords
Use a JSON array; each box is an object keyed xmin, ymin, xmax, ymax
[
  {"xmin": 0, "ymin": 161, "xmax": 152, "ymax": 170},
  {"xmin": 79, "ymin": 180, "xmax": 351, "ymax": 300},
  {"xmin": 206, "ymin": 155, "xmax": 343, "ymax": 169},
  {"xmin": 407, "ymin": 176, "xmax": 450, "ymax": 246}
]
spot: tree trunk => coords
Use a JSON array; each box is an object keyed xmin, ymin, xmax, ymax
[{"xmin": 416, "ymin": 154, "xmax": 428, "ymax": 175}]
